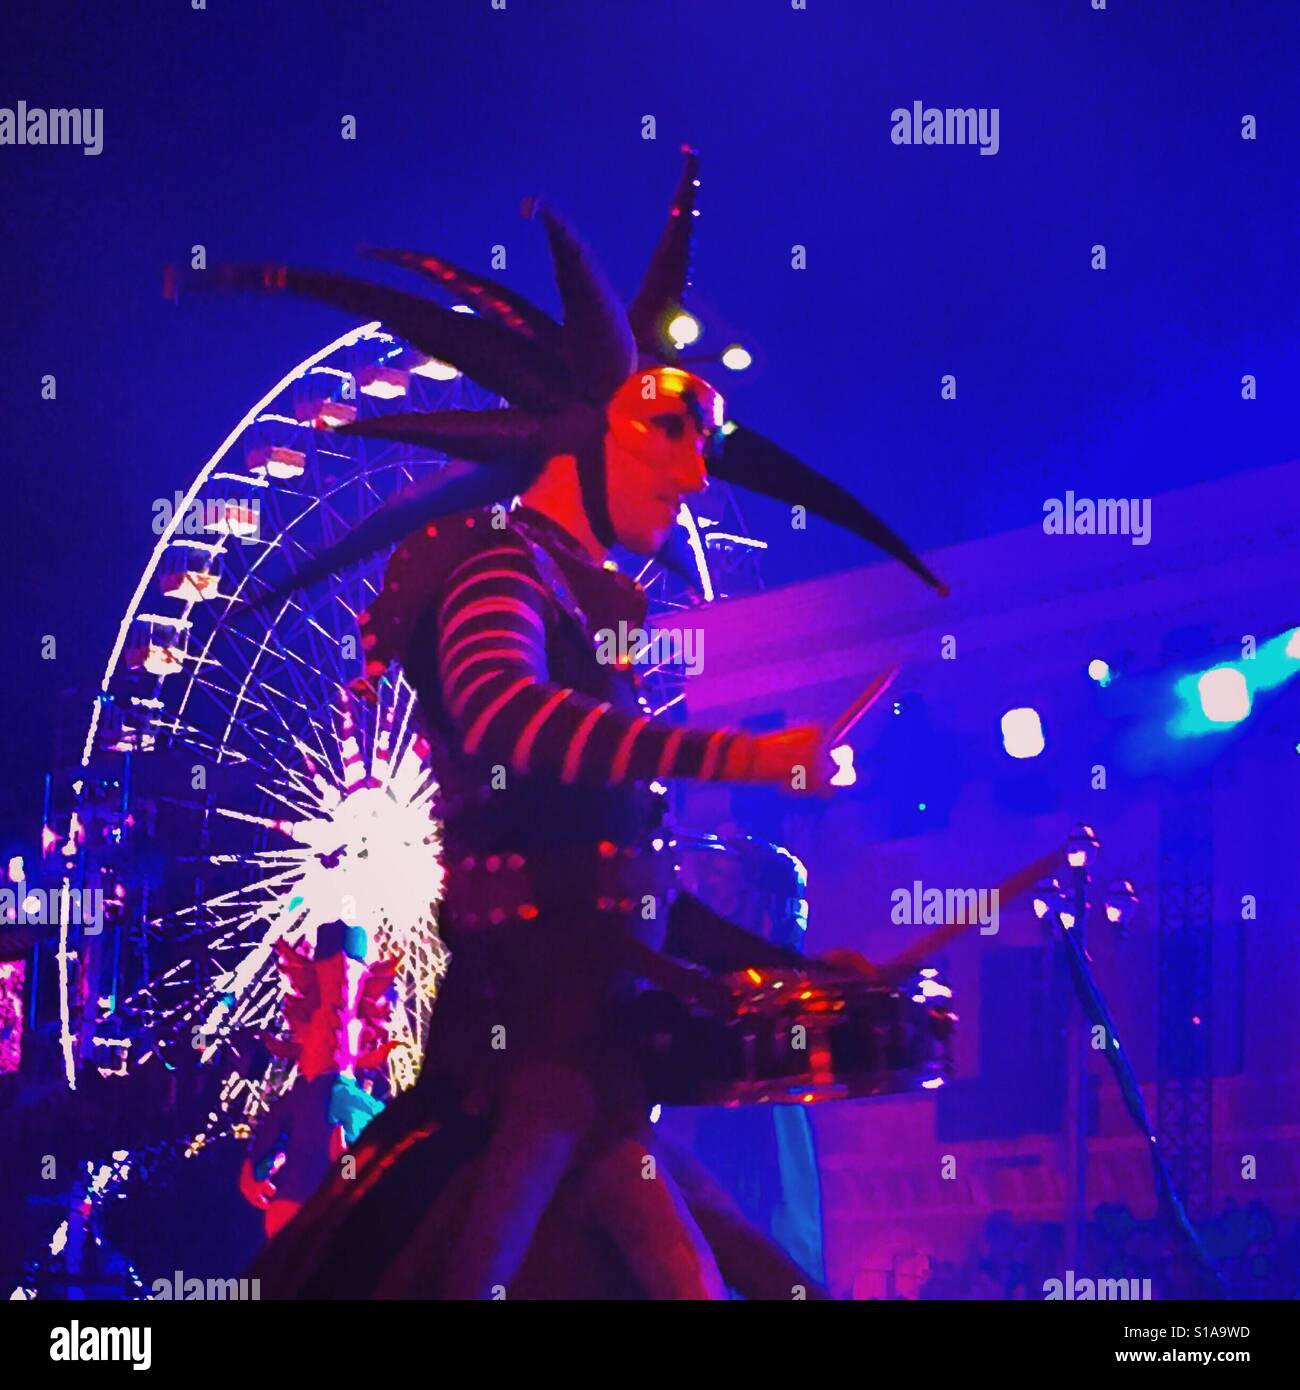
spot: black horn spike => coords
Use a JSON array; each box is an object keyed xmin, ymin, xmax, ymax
[
  {"xmin": 523, "ymin": 196, "xmax": 637, "ymax": 402},
  {"xmin": 628, "ymin": 145, "xmax": 702, "ymax": 358},
  {"xmin": 358, "ymin": 245, "xmax": 562, "ymax": 350},
  {"xmin": 709, "ymin": 425, "xmax": 949, "ymax": 596},
  {"xmin": 248, "ymin": 458, "xmax": 543, "ymax": 612},
  {"xmin": 174, "ymin": 262, "xmax": 572, "ymax": 413}
]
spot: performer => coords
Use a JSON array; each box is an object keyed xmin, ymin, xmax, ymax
[{"xmin": 174, "ymin": 148, "xmax": 944, "ymax": 1298}]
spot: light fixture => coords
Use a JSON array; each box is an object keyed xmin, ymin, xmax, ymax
[
  {"xmin": 667, "ymin": 312, "xmax": 701, "ymax": 347},
  {"xmin": 828, "ymin": 744, "xmax": 856, "ymax": 787},
  {"xmin": 1197, "ymin": 667, "xmax": 1250, "ymax": 724},
  {"xmin": 1067, "ymin": 823, "xmax": 1100, "ymax": 869},
  {"xmin": 1104, "ymin": 878, "xmax": 1140, "ymax": 934},
  {"xmin": 1031, "ymin": 876, "xmax": 1061, "ymax": 920},
  {"xmin": 1001, "ymin": 707, "xmax": 1045, "ymax": 759}
]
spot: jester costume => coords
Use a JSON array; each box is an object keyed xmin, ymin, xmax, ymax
[{"xmin": 172, "ymin": 148, "xmax": 944, "ymax": 1297}]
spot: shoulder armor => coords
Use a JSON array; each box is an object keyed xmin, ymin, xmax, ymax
[{"xmin": 358, "ymin": 507, "xmax": 534, "ymax": 673}]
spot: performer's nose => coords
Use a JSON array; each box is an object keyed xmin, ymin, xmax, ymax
[{"xmin": 676, "ymin": 447, "xmax": 709, "ymax": 496}]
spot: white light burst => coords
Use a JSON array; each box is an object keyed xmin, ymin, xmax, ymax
[{"xmin": 117, "ymin": 676, "xmax": 446, "ymax": 1122}]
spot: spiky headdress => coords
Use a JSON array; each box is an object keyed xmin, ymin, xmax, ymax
[{"xmin": 167, "ymin": 147, "xmax": 946, "ymax": 598}]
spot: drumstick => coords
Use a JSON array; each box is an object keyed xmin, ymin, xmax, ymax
[
  {"xmin": 880, "ymin": 848, "xmax": 1063, "ymax": 977},
  {"xmin": 826, "ymin": 665, "xmax": 901, "ymax": 746}
]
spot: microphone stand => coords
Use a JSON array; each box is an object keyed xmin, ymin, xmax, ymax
[{"xmin": 1043, "ymin": 845, "xmax": 1227, "ymax": 1297}]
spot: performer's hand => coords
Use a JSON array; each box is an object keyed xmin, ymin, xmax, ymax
[
  {"xmin": 729, "ymin": 725, "xmax": 834, "ymax": 794},
  {"xmin": 593, "ymin": 929, "xmax": 736, "ymax": 1015}
]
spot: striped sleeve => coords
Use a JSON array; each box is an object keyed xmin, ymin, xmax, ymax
[{"xmin": 434, "ymin": 540, "xmax": 756, "ymax": 786}]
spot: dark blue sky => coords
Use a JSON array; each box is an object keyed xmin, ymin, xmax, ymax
[{"xmin": 2, "ymin": 0, "xmax": 1297, "ymax": 838}]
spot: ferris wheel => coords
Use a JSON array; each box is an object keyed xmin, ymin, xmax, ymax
[{"xmin": 56, "ymin": 320, "xmax": 757, "ymax": 1153}]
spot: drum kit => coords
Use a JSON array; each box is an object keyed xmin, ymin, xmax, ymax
[
  {"xmin": 642, "ymin": 815, "xmax": 1064, "ymax": 1110},
  {"xmin": 638, "ymin": 829, "xmax": 959, "ymax": 1108},
  {"xmin": 640, "ymin": 962, "xmax": 957, "ymax": 1107}
]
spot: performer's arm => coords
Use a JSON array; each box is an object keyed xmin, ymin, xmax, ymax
[{"xmin": 434, "ymin": 540, "xmax": 767, "ymax": 785}]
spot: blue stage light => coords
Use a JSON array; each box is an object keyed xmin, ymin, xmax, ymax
[
  {"xmin": 1197, "ymin": 667, "xmax": 1250, "ymax": 724},
  {"xmin": 1169, "ymin": 627, "xmax": 1299, "ymax": 738}
]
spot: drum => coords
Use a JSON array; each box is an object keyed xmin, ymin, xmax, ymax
[
  {"xmin": 638, "ymin": 968, "xmax": 956, "ymax": 1107},
  {"xmin": 669, "ymin": 831, "xmax": 809, "ymax": 953}
]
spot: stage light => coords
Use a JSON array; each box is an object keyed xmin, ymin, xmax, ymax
[
  {"xmin": 1067, "ymin": 823, "xmax": 1100, "ymax": 868},
  {"xmin": 1170, "ymin": 627, "xmax": 1299, "ymax": 739},
  {"xmin": 1087, "ymin": 659, "xmax": 1112, "ymax": 686},
  {"xmin": 829, "ymin": 744, "xmax": 856, "ymax": 787},
  {"xmin": 667, "ymin": 312, "xmax": 701, "ymax": 347},
  {"xmin": 1034, "ymin": 878, "xmax": 1062, "ymax": 922},
  {"xmin": 1104, "ymin": 878, "xmax": 1140, "ymax": 931},
  {"xmin": 1197, "ymin": 667, "xmax": 1250, "ymax": 724},
  {"xmin": 1000, "ymin": 707, "xmax": 1044, "ymax": 758},
  {"xmin": 721, "ymin": 345, "xmax": 752, "ymax": 371}
]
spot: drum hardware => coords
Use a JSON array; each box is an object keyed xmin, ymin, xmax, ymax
[
  {"xmin": 640, "ymin": 845, "xmax": 1075, "ymax": 1108},
  {"xmin": 637, "ymin": 967, "xmax": 957, "ymax": 1108}
]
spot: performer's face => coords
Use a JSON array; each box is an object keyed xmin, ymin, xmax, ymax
[{"xmin": 604, "ymin": 368, "xmax": 722, "ymax": 554}]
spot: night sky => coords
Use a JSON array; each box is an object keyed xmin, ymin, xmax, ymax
[{"xmin": 2, "ymin": 0, "xmax": 1297, "ymax": 843}]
